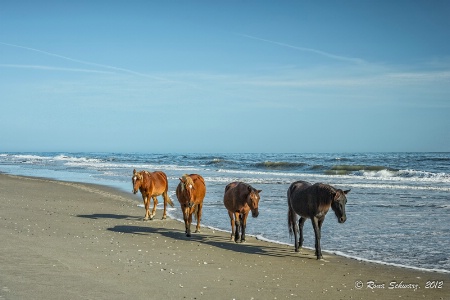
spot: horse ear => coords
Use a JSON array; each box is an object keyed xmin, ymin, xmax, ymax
[
  {"xmin": 133, "ymin": 169, "xmax": 137, "ymax": 174},
  {"xmin": 179, "ymin": 178, "xmax": 183, "ymax": 182},
  {"xmin": 344, "ymin": 189, "xmax": 351, "ymax": 194},
  {"xmin": 257, "ymin": 190, "xmax": 262, "ymax": 194},
  {"xmin": 334, "ymin": 191, "xmax": 342, "ymax": 200}
]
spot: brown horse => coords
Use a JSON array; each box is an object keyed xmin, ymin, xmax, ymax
[
  {"xmin": 223, "ymin": 182, "xmax": 262, "ymax": 243},
  {"xmin": 287, "ymin": 180, "xmax": 350, "ymax": 259},
  {"xmin": 132, "ymin": 169, "xmax": 174, "ymax": 220},
  {"xmin": 176, "ymin": 174, "xmax": 206, "ymax": 237}
]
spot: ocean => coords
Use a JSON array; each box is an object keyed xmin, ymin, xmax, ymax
[{"xmin": 1, "ymin": 152, "xmax": 449, "ymax": 273}]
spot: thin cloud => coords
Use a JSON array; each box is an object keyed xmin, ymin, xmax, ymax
[
  {"xmin": 237, "ymin": 33, "xmax": 365, "ymax": 64},
  {"xmin": 0, "ymin": 64, "xmax": 114, "ymax": 74},
  {"xmin": 0, "ymin": 42, "xmax": 170, "ymax": 81},
  {"xmin": 386, "ymin": 71, "xmax": 450, "ymax": 82}
]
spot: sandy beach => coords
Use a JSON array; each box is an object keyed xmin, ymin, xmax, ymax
[{"xmin": 0, "ymin": 173, "xmax": 448, "ymax": 300}]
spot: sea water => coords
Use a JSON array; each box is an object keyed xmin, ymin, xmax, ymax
[{"xmin": 1, "ymin": 152, "xmax": 449, "ymax": 273}]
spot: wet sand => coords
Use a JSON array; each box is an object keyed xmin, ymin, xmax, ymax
[{"xmin": 0, "ymin": 173, "xmax": 448, "ymax": 299}]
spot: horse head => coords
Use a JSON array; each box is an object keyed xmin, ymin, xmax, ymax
[
  {"xmin": 132, "ymin": 169, "xmax": 144, "ymax": 194},
  {"xmin": 331, "ymin": 189, "xmax": 350, "ymax": 223},
  {"xmin": 179, "ymin": 175, "xmax": 195, "ymax": 208},
  {"xmin": 247, "ymin": 186, "xmax": 262, "ymax": 218}
]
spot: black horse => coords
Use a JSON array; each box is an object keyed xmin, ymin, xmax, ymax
[{"xmin": 287, "ymin": 180, "xmax": 350, "ymax": 259}]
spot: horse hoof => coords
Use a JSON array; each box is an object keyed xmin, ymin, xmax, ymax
[
  {"xmin": 194, "ymin": 230, "xmax": 200, "ymax": 233},
  {"xmin": 162, "ymin": 216, "xmax": 167, "ymax": 220},
  {"xmin": 186, "ymin": 233, "xmax": 191, "ymax": 237},
  {"xmin": 240, "ymin": 239, "xmax": 246, "ymax": 243}
]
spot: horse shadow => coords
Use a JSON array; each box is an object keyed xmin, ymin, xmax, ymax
[
  {"xmin": 77, "ymin": 213, "xmax": 141, "ymax": 221},
  {"xmin": 76, "ymin": 213, "xmax": 316, "ymax": 259},
  {"xmin": 107, "ymin": 224, "xmax": 315, "ymax": 260}
]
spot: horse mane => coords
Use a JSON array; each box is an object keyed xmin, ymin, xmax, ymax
[
  {"xmin": 316, "ymin": 183, "xmax": 337, "ymax": 204},
  {"xmin": 181, "ymin": 174, "xmax": 194, "ymax": 191},
  {"xmin": 139, "ymin": 170, "xmax": 149, "ymax": 179},
  {"xmin": 239, "ymin": 182, "xmax": 255, "ymax": 194}
]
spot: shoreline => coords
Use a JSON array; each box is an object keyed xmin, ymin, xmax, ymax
[
  {"xmin": 1, "ymin": 173, "xmax": 449, "ymax": 299},
  {"xmin": 173, "ymin": 217, "xmax": 450, "ymax": 276},
  {"xmin": 142, "ymin": 187, "xmax": 450, "ymax": 275}
]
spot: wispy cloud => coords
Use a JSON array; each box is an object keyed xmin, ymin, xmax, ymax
[
  {"xmin": 0, "ymin": 42, "xmax": 169, "ymax": 81},
  {"xmin": 386, "ymin": 71, "xmax": 450, "ymax": 82},
  {"xmin": 0, "ymin": 64, "xmax": 114, "ymax": 74},
  {"xmin": 234, "ymin": 70, "xmax": 450, "ymax": 89},
  {"xmin": 237, "ymin": 33, "xmax": 365, "ymax": 64}
]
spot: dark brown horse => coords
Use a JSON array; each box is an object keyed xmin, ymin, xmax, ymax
[
  {"xmin": 287, "ymin": 180, "xmax": 350, "ymax": 259},
  {"xmin": 132, "ymin": 169, "xmax": 174, "ymax": 220},
  {"xmin": 176, "ymin": 174, "xmax": 206, "ymax": 237},
  {"xmin": 223, "ymin": 182, "xmax": 262, "ymax": 243}
]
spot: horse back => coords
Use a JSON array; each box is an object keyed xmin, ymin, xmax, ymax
[
  {"xmin": 288, "ymin": 181, "xmax": 318, "ymax": 218},
  {"xmin": 176, "ymin": 174, "xmax": 206, "ymax": 204},
  {"xmin": 144, "ymin": 171, "xmax": 168, "ymax": 196},
  {"xmin": 191, "ymin": 174, "xmax": 206, "ymax": 201},
  {"xmin": 223, "ymin": 182, "xmax": 251, "ymax": 212},
  {"xmin": 288, "ymin": 181, "xmax": 312, "ymax": 197}
]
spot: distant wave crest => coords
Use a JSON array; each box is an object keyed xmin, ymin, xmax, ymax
[
  {"xmin": 326, "ymin": 165, "xmax": 397, "ymax": 175},
  {"xmin": 325, "ymin": 165, "xmax": 450, "ymax": 182},
  {"xmin": 254, "ymin": 161, "xmax": 307, "ymax": 170}
]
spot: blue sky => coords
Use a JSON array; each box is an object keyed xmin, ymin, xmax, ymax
[{"xmin": 1, "ymin": 1, "xmax": 449, "ymax": 153}]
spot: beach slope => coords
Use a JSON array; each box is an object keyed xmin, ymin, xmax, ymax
[{"xmin": 0, "ymin": 174, "xmax": 448, "ymax": 299}]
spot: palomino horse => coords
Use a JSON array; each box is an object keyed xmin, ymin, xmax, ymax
[
  {"xmin": 132, "ymin": 169, "xmax": 174, "ymax": 220},
  {"xmin": 223, "ymin": 182, "xmax": 262, "ymax": 243},
  {"xmin": 287, "ymin": 180, "xmax": 350, "ymax": 259},
  {"xmin": 175, "ymin": 174, "xmax": 206, "ymax": 237}
]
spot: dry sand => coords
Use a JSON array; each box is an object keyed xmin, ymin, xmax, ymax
[{"xmin": 0, "ymin": 173, "xmax": 449, "ymax": 300}]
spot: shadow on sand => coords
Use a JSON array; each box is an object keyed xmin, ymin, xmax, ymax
[
  {"xmin": 77, "ymin": 213, "xmax": 142, "ymax": 221},
  {"xmin": 79, "ymin": 212, "xmax": 315, "ymax": 260}
]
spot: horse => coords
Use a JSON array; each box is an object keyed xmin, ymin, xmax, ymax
[
  {"xmin": 287, "ymin": 180, "xmax": 350, "ymax": 259},
  {"xmin": 175, "ymin": 174, "xmax": 206, "ymax": 237},
  {"xmin": 223, "ymin": 182, "xmax": 262, "ymax": 243},
  {"xmin": 132, "ymin": 169, "xmax": 174, "ymax": 220}
]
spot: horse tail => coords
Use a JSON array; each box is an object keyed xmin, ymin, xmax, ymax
[
  {"xmin": 166, "ymin": 195, "xmax": 174, "ymax": 207},
  {"xmin": 287, "ymin": 187, "xmax": 297, "ymax": 238},
  {"xmin": 162, "ymin": 173, "xmax": 174, "ymax": 207},
  {"xmin": 193, "ymin": 203, "xmax": 199, "ymax": 221}
]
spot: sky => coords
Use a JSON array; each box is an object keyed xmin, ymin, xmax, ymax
[{"xmin": 1, "ymin": 0, "xmax": 449, "ymax": 153}]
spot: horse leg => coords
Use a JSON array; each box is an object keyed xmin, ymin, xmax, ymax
[
  {"xmin": 312, "ymin": 217, "xmax": 322, "ymax": 259},
  {"xmin": 234, "ymin": 212, "xmax": 240, "ymax": 243},
  {"xmin": 162, "ymin": 191, "xmax": 168, "ymax": 220},
  {"xmin": 194, "ymin": 203, "xmax": 202, "ymax": 233},
  {"xmin": 187, "ymin": 208, "xmax": 194, "ymax": 237},
  {"xmin": 183, "ymin": 205, "xmax": 191, "ymax": 237},
  {"xmin": 298, "ymin": 217, "xmax": 306, "ymax": 251},
  {"xmin": 228, "ymin": 211, "xmax": 235, "ymax": 241},
  {"xmin": 150, "ymin": 196, "xmax": 158, "ymax": 220},
  {"xmin": 317, "ymin": 218, "xmax": 324, "ymax": 257},
  {"xmin": 143, "ymin": 196, "xmax": 150, "ymax": 220},
  {"xmin": 240, "ymin": 212, "xmax": 248, "ymax": 243}
]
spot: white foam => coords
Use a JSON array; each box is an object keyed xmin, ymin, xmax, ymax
[
  {"xmin": 253, "ymin": 235, "xmax": 450, "ymax": 274},
  {"xmin": 11, "ymin": 154, "xmax": 50, "ymax": 161},
  {"xmin": 326, "ymin": 250, "xmax": 450, "ymax": 274}
]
